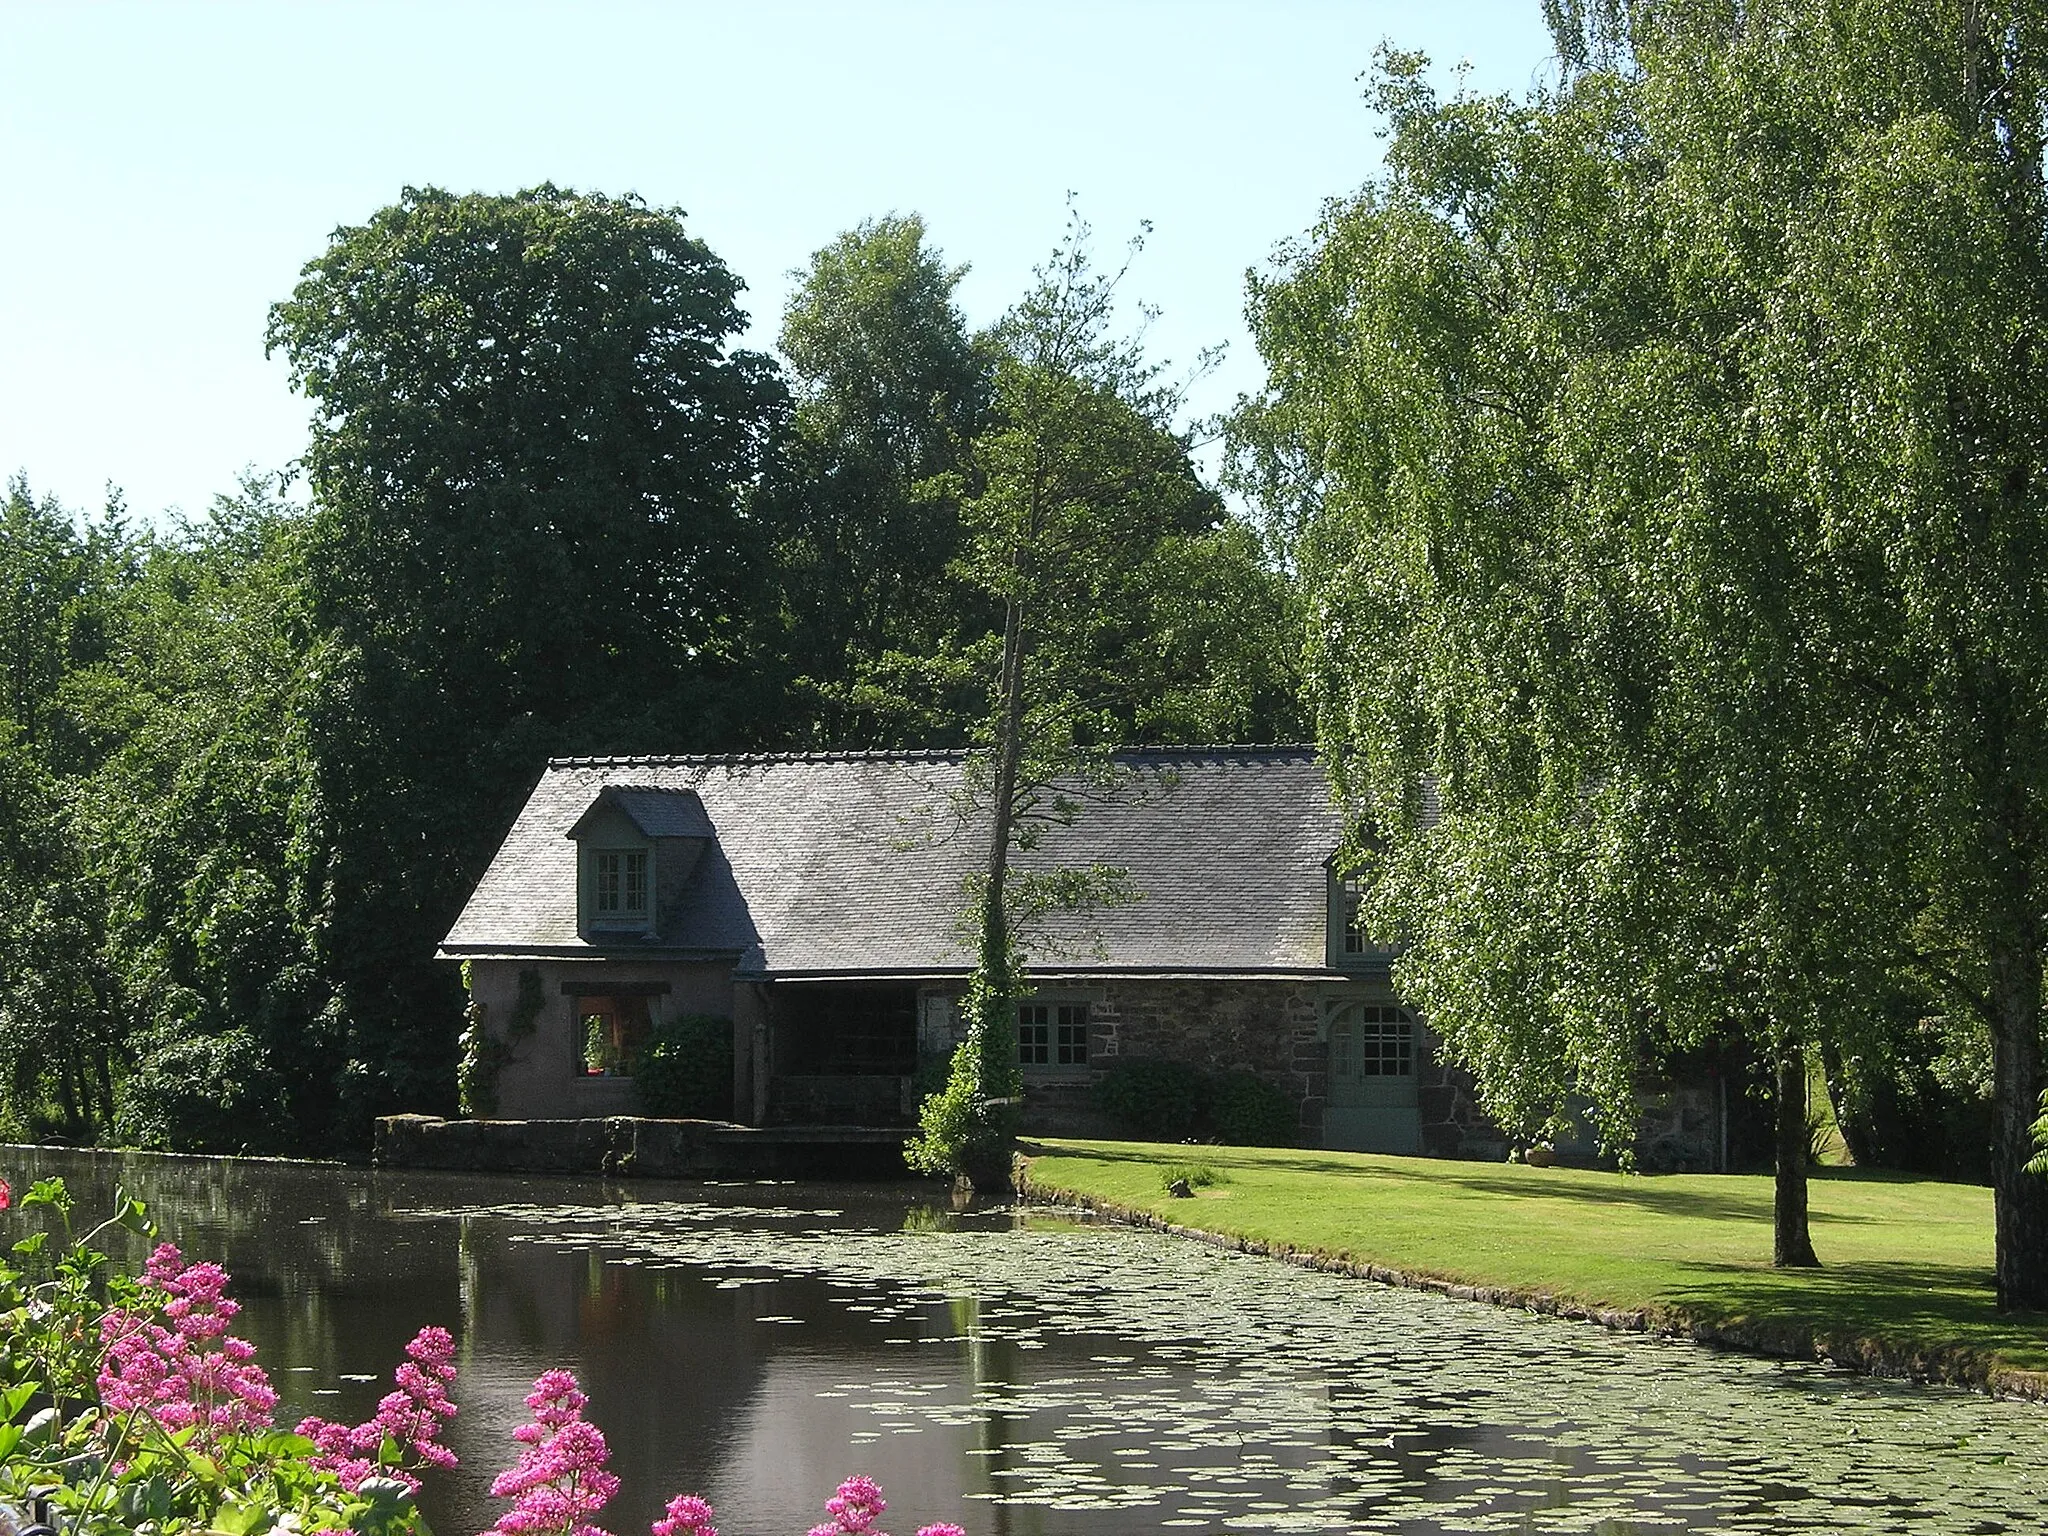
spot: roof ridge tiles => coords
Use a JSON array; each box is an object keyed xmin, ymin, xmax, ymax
[{"xmin": 545, "ymin": 743, "xmax": 1318, "ymax": 770}]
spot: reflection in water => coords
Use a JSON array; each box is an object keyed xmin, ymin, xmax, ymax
[{"xmin": 4, "ymin": 1146, "xmax": 2042, "ymax": 1535}]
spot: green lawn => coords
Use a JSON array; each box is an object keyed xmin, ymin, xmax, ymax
[{"xmin": 1019, "ymin": 1138, "xmax": 2048, "ymax": 1392}]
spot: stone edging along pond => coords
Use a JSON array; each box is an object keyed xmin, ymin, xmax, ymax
[{"xmin": 1013, "ymin": 1163, "xmax": 2048, "ymax": 1404}]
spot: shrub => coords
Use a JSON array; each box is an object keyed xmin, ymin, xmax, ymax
[
  {"xmin": 1160, "ymin": 1162, "xmax": 1225, "ymax": 1192},
  {"xmin": 1210, "ymin": 1070, "xmax": 1298, "ymax": 1147},
  {"xmin": 1092, "ymin": 1057, "xmax": 1208, "ymax": 1140},
  {"xmin": 1093, "ymin": 1059, "xmax": 1299, "ymax": 1146},
  {"xmin": 633, "ymin": 1013, "xmax": 735, "ymax": 1120},
  {"xmin": 906, "ymin": 969, "xmax": 1022, "ymax": 1187},
  {"xmin": 113, "ymin": 1027, "xmax": 286, "ymax": 1153}
]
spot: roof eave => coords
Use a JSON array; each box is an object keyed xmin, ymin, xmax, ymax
[{"xmin": 436, "ymin": 944, "xmax": 747, "ymax": 964}]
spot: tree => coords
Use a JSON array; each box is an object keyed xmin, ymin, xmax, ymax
[
  {"xmin": 78, "ymin": 483, "xmax": 335, "ymax": 1153},
  {"xmin": 1235, "ymin": 44, "xmax": 1918, "ymax": 1267},
  {"xmin": 909, "ymin": 212, "xmax": 1268, "ymax": 1187},
  {"xmin": 0, "ymin": 723, "xmax": 122, "ymax": 1141},
  {"xmin": 1575, "ymin": 0, "xmax": 2048, "ymax": 1307},
  {"xmin": 0, "ymin": 481, "xmax": 133, "ymax": 1141},
  {"xmin": 0, "ymin": 479, "xmax": 128, "ymax": 771},
  {"xmin": 267, "ymin": 185, "xmax": 784, "ymax": 1139},
  {"xmin": 762, "ymin": 215, "xmax": 998, "ymax": 745}
]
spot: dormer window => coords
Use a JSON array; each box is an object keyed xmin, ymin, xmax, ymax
[
  {"xmin": 1328, "ymin": 864, "xmax": 1387, "ymax": 967},
  {"xmin": 1340, "ymin": 872, "xmax": 1366, "ymax": 955},
  {"xmin": 594, "ymin": 850, "xmax": 648, "ymax": 921},
  {"xmin": 567, "ymin": 784, "xmax": 714, "ymax": 942}
]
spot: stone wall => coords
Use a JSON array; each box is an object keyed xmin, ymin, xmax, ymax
[
  {"xmin": 461, "ymin": 960, "xmax": 1726, "ymax": 1170},
  {"xmin": 375, "ymin": 1114, "xmax": 911, "ymax": 1179},
  {"xmin": 1416, "ymin": 1038, "xmax": 1507, "ymax": 1160}
]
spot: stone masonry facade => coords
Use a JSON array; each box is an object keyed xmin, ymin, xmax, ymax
[{"xmin": 991, "ymin": 977, "xmax": 1330, "ymax": 1142}]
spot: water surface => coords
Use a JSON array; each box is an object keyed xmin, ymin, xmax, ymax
[{"xmin": 4, "ymin": 1146, "xmax": 2041, "ymax": 1535}]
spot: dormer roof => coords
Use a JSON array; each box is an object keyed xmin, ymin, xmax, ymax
[{"xmin": 564, "ymin": 785, "xmax": 714, "ymax": 842}]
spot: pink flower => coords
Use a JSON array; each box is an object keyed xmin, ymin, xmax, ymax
[
  {"xmin": 812, "ymin": 1475, "xmax": 889, "ymax": 1536},
  {"xmin": 650, "ymin": 1494, "xmax": 717, "ymax": 1536},
  {"xmin": 522, "ymin": 1370, "xmax": 591, "ymax": 1431},
  {"xmin": 484, "ymin": 1369, "xmax": 616, "ymax": 1536},
  {"xmin": 97, "ymin": 1244, "xmax": 275, "ymax": 1447},
  {"xmin": 299, "ymin": 1325, "xmax": 461, "ymax": 1493},
  {"xmin": 915, "ymin": 1527, "xmax": 966, "ymax": 1536},
  {"xmin": 0, "ymin": 1176, "xmax": 11, "ymax": 1211}
]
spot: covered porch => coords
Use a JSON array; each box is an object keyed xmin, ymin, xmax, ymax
[{"xmin": 734, "ymin": 978, "xmax": 954, "ymax": 1127}]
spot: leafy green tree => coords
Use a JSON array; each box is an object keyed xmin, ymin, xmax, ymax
[
  {"xmin": 764, "ymin": 215, "xmax": 997, "ymax": 744},
  {"xmin": 76, "ymin": 484, "xmax": 334, "ymax": 1153},
  {"xmin": 0, "ymin": 726, "xmax": 122, "ymax": 1140},
  {"xmin": 0, "ymin": 483, "xmax": 134, "ymax": 1140},
  {"xmin": 267, "ymin": 185, "xmax": 784, "ymax": 1138},
  {"xmin": 1585, "ymin": 0, "xmax": 2048, "ymax": 1307},
  {"xmin": 911, "ymin": 213, "xmax": 1283, "ymax": 1186},
  {"xmin": 1235, "ymin": 43, "xmax": 1927, "ymax": 1267},
  {"xmin": 1250, "ymin": 7, "xmax": 2048, "ymax": 1303},
  {"xmin": 765, "ymin": 212, "xmax": 1303, "ymax": 753},
  {"xmin": 0, "ymin": 479, "xmax": 129, "ymax": 771}
]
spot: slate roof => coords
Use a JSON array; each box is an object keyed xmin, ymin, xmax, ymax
[
  {"xmin": 566, "ymin": 785, "xmax": 715, "ymax": 840},
  {"xmin": 440, "ymin": 746, "xmax": 1350, "ymax": 978}
]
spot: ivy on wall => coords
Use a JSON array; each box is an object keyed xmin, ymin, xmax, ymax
[{"xmin": 456, "ymin": 966, "xmax": 544, "ymax": 1117}]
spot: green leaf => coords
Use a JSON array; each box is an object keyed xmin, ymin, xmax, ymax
[
  {"xmin": 0, "ymin": 1379, "xmax": 37, "ymax": 1421},
  {"xmin": 113, "ymin": 1191, "xmax": 156, "ymax": 1239},
  {"xmin": 212, "ymin": 1498, "xmax": 276, "ymax": 1536},
  {"xmin": 20, "ymin": 1178, "xmax": 71, "ymax": 1216},
  {"xmin": 251, "ymin": 1429, "xmax": 318, "ymax": 1458},
  {"xmin": 346, "ymin": 1476, "xmax": 420, "ymax": 1536}
]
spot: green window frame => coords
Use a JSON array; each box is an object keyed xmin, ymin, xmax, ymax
[{"xmin": 592, "ymin": 849, "xmax": 649, "ymax": 921}]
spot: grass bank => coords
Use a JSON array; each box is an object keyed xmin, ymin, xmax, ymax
[{"xmin": 1017, "ymin": 1138, "xmax": 2048, "ymax": 1398}]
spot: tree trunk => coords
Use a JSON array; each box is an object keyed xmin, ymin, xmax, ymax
[
  {"xmin": 956, "ymin": 516, "xmax": 1033, "ymax": 1196},
  {"xmin": 1987, "ymin": 926, "xmax": 2048, "ymax": 1311},
  {"xmin": 1773, "ymin": 1048, "xmax": 1820, "ymax": 1268},
  {"xmin": 983, "ymin": 592, "xmax": 1024, "ymax": 973}
]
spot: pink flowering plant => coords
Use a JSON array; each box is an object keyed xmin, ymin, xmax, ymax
[
  {"xmin": 1, "ymin": 1173, "xmax": 453, "ymax": 1535},
  {"xmin": 5, "ymin": 1174, "xmax": 980, "ymax": 1536}
]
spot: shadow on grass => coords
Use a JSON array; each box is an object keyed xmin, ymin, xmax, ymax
[
  {"xmin": 1025, "ymin": 1139, "xmax": 1884, "ymax": 1227},
  {"xmin": 1654, "ymin": 1259, "xmax": 2045, "ymax": 1358}
]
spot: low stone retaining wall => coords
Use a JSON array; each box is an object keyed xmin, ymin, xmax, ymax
[{"xmin": 375, "ymin": 1114, "xmax": 912, "ymax": 1180}]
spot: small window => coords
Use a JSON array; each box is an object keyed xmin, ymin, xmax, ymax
[
  {"xmin": 1018, "ymin": 1002, "xmax": 1089, "ymax": 1069},
  {"xmin": 1340, "ymin": 872, "xmax": 1368, "ymax": 955},
  {"xmin": 592, "ymin": 849, "xmax": 649, "ymax": 923},
  {"xmin": 576, "ymin": 995, "xmax": 652, "ymax": 1077},
  {"xmin": 1329, "ymin": 1005, "xmax": 1413, "ymax": 1082},
  {"xmin": 1019, "ymin": 1008, "xmax": 1050, "ymax": 1066}
]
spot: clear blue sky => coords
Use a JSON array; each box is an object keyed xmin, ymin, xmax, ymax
[{"xmin": 1, "ymin": 1, "xmax": 1558, "ymax": 524}]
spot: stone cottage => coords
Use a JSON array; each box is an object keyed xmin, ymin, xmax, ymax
[{"xmin": 440, "ymin": 745, "xmax": 1709, "ymax": 1161}]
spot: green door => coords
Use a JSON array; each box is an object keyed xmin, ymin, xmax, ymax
[{"xmin": 1323, "ymin": 1004, "xmax": 1421, "ymax": 1154}]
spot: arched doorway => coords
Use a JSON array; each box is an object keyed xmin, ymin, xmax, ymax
[{"xmin": 1322, "ymin": 1002, "xmax": 1421, "ymax": 1154}]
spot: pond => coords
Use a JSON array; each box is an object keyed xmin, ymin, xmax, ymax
[{"xmin": 4, "ymin": 1146, "xmax": 2042, "ymax": 1535}]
